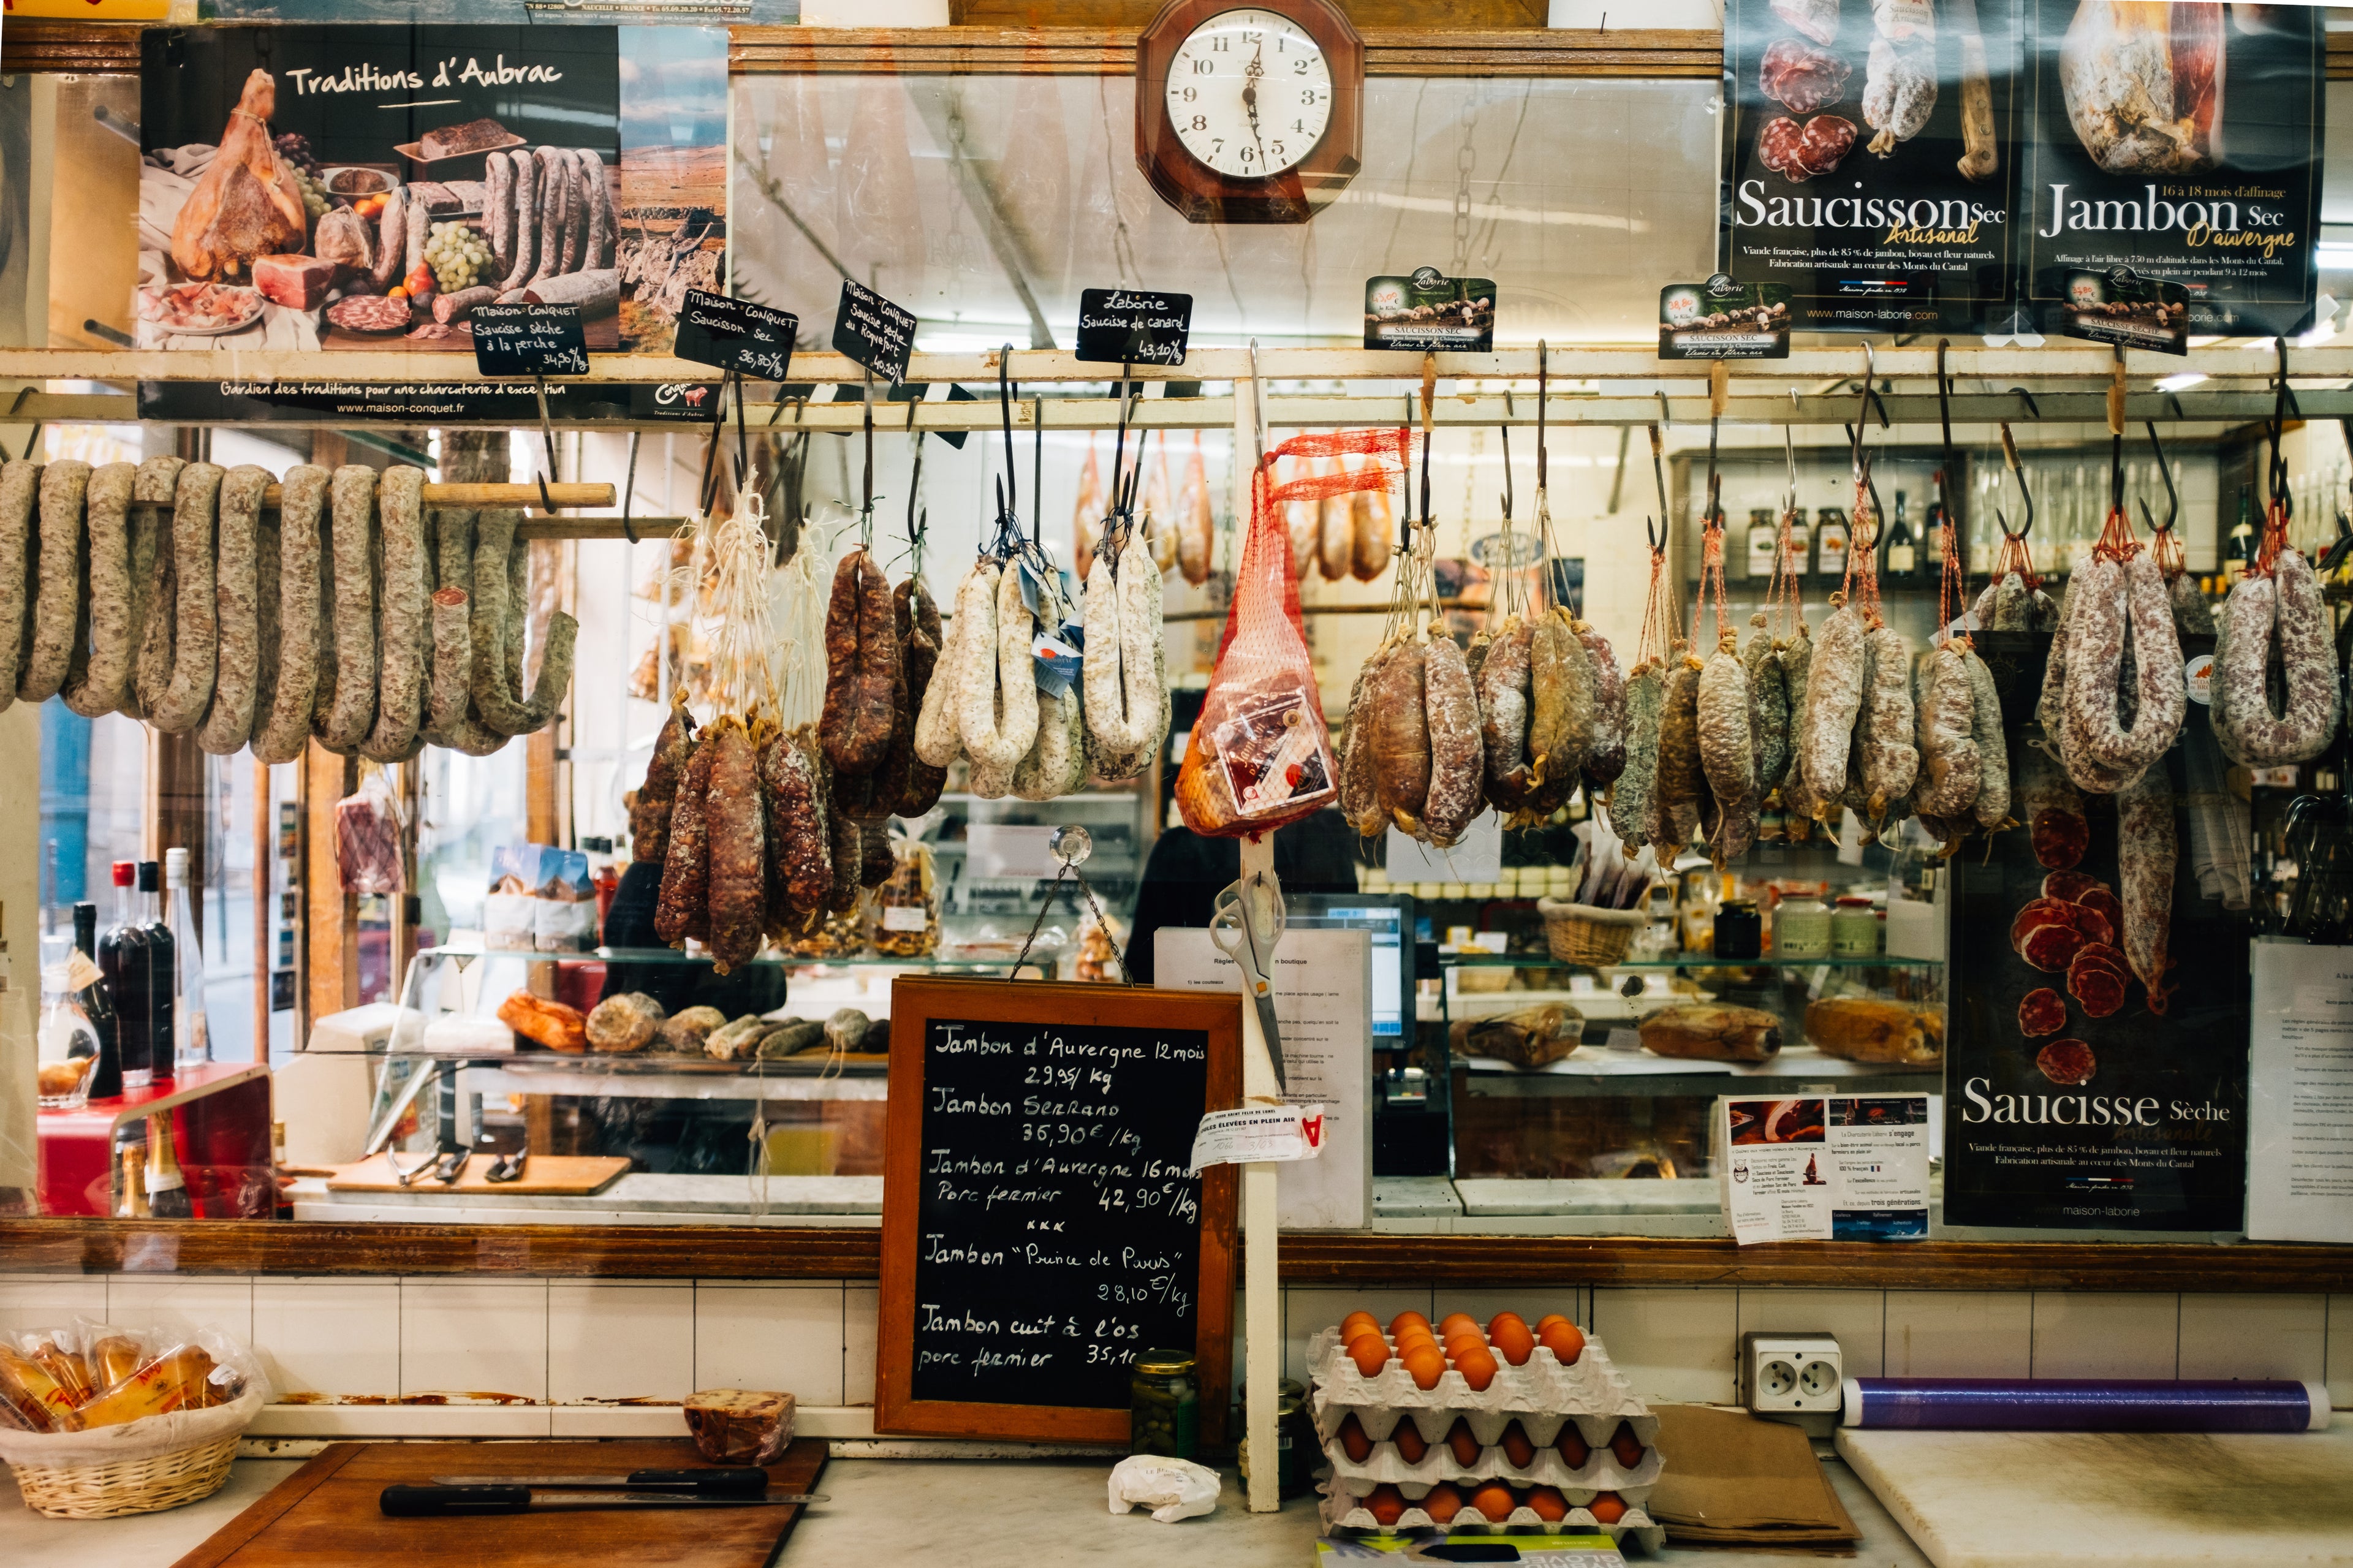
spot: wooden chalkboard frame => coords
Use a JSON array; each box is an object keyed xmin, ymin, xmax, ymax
[{"xmin": 876, "ymin": 976, "xmax": 1241, "ymax": 1444}]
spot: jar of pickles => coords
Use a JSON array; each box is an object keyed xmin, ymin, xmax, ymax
[
  {"xmin": 870, "ymin": 838, "xmax": 939, "ymax": 958},
  {"xmin": 1129, "ymin": 1350, "xmax": 1199, "ymax": 1459}
]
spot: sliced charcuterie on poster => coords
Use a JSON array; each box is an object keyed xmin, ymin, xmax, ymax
[
  {"xmin": 1721, "ymin": 0, "xmax": 2022, "ymax": 334},
  {"xmin": 1943, "ymin": 631, "xmax": 2248, "ymax": 1233},
  {"xmin": 2021, "ymin": 0, "xmax": 2322, "ymax": 338},
  {"xmin": 135, "ymin": 25, "xmax": 725, "ymax": 357}
]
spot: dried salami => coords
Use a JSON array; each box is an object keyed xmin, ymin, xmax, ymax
[
  {"xmin": 1742, "ymin": 616, "xmax": 1790, "ymax": 807},
  {"xmin": 633, "ymin": 699, "xmax": 698, "ymax": 866},
  {"xmin": 15, "ymin": 460, "xmax": 88, "ymax": 706},
  {"xmin": 314, "ymin": 465, "xmax": 378, "ymax": 750},
  {"xmin": 702, "ymin": 716, "xmax": 765, "ymax": 972},
  {"xmin": 60, "ymin": 462, "xmax": 138, "ymax": 719},
  {"xmin": 820, "ymin": 550, "xmax": 897, "ymax": 777},
  {"xmin": 655, "ymin": 724, "xmax": 716, "ymax": 947},
  {"xmin": 1526, "ymin": 612, "xmax": 1596, "ymax": 809},
  {"xmin": 2169, "ymin": 570, "xmax": 2214, "ymax": 636},
  {"xmin": 2215, "ymin": 548, "xmax": 2339, "ymax": 768},
  {"xmin": 251, "ymin": 466, "xmax": 328, "ymax": 765},
  {"xmin": 1476, "ymin": 619, "xmax": 1537, "ymax": 812},
  {"xmin": 1795, "ymin": 604, "xmax": 1866, "ymax": 816},
  {"xmin": 858, "ymin": 820, "xmax": 895, "ymax": 889},
  {"xmin": 326, "ymin": 294, "xmax": 413, "ymax": 334},
  {"xmin": 2071, "ymin": 941, "xmax": 2130, "ymax": 981},
  {"xmin": 764, "ymin": 723, "xmax": 832, "ymax": 918},
  {"xmin": 1012, "ymin": 684, "xmax": 1086, "ymax": 803},
  {"xmin": 1859, "ymin": 625, "xmax": 1918, "ymax": 817},
  {"xmin": 1912, "ymin": 643, "xmax": 1980, "ymax": 817},
  {"xmin": 1653, "ymin": 653, "xmax": 1705, "ymax": 860},
  {"xmin": 2010, "ymin": 897, "xmax": 2084, "ymax": 955},
  {"xmin": 2064, "ymin": 551, "xmax": 2184, "ymax": 776},
  {"xmin": 912, "ymin": 564, "xmax": 977, "ymax": 771},
  {"xmin": 1371, "ymin": 640, "xmax": 1433, "ymax": 832},
  {"xmin": 2118, "ymin": 760, "xmax": 2177, "ymax": 1012},
  {"xmin": 822, "ymin": 756, "xmax": 862, "ymax": 914},
  {"xmin": 1577, "ymin": 621, "xmax": 1629, "ymax": 791},
  {"xmin": 1962, "ymin": 646, "xmax": 2010, "ymax": 832},
  {"xmin": 960, "ymin": 559, "xmax": 1039, "ymax": 775},
  {"xmin": 2037, "ymin": 1038, "xmax": 2097, "ymax": 1086},
  {"xmin": 1608, "ymin": 665, "xmax": 1665, "ymax": 846},
  {"xmin": 1420, "ymin": 633, "xmax": 1485, "ymax": 846},
  {"xmin": 1339, "ymin": 643, "xmax": 1393, "ymax": 838},
  {"xmin": 2018, "ymin": 988, "xmax": 2067, "ymax": 1037},
  {"xmin": 1697, "ymin": 640, "xmax": 1756, "ymax": 863},
  {"xmin": 356, "ymin": 466, "xmax": 428, "ymax": 760},
  {"xmin": 0, "ymin": 460, "xmax": 39, "ymax": 711},
  {"xmin": 890, "ymin": 578, "xmax": 950, "ymax": 818},
  {"xmin": 195, "ymin": 464, "xmax": 271, "ymax": 754},
  {"xmin": 129, "ymin": 456, "xmax": 188, "ymax": 724}
]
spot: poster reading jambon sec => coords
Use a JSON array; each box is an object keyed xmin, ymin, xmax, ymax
[{"xmin": 136, "ymin": 26, "xmax": 725, "ymax": 355}]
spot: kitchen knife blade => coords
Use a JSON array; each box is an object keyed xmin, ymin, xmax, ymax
[
  {"xmin": 426, "ymin": 1467, "xmax": 770, "ymax": 1496},
  {"xmin": 381, "ymin": 1485, "xmax": 824, "ymax": 1517}
]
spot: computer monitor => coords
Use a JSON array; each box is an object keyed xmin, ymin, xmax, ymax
[{"xmin": 1284, "ymin": 892, "xmax": 1414, "ymax": 1043}]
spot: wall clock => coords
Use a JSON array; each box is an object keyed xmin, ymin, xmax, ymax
[{"xmin": 1135, "ymin": 0, "xmax": 1365, "ymax": 225}]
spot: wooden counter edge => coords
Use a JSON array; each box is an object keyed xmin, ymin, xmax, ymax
[
  {"xmin": 169, "ymin": 1442, "xmax": 364, "ymax": 1568},
  {"xmin": 3, "ymin": 1219, "xmax": 2347, "ymax": 1292}
]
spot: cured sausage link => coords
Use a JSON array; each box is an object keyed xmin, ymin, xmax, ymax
[
  {"xmin": 61, "ymin": 462, "xmax": 139, "ymax": 719},
  {"xmin": 313, "ymin": 465, "xmax": 379, "ymax": 751},
  {"xmin": 195, "ymin": 464, "xmax": 271, "ymax": 754},
  {"xmin": 249, "ymin": 465, "xmax": 328, "ymax": 765},
  {"xmin": 2118, "ymin": 761, "xmax": 2177, "ymax": 1013},
  {"xmin": 18, "ymin": 460, "xmax": 91, "ymax": 706},
  {"xmin": 149, "ymin": 462, "xmax": 225, "ymax": 733},
  {"xmin": 360, "ymin": 465, "xmax": 430, "ymax": 760}
]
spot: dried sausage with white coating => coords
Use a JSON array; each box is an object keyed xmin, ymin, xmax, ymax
[{"xmin": 195, "ymin": 464, "xmax": 270, "ymax": 754}]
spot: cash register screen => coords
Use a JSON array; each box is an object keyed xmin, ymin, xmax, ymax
[{"xmin": 1283, "ymin": 895, "xmax": 1411, "ymax": 1040}]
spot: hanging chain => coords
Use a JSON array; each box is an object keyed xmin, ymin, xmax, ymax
[{"xmin": 1451, "ymin": 95, "xmax": 1479, "ymax": 280}]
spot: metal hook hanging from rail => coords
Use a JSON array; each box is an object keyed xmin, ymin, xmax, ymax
[
  {"xmin": 1995, "ymin": 423, "xmax": 2033, "ymax": 542},
  {"xmin": 1536, "ymin": 341, "xmax": 1549, "ymax": 494},
  {"xmin": 2137, "ymin": 419, "xmax": 2177, "ymax": 539},
  {"xmin": 1646, "ymin": 422, "xmax": 1667, "ymax": 553}
]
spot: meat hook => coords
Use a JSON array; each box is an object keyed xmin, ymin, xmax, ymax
[
  {"xmin": 1645, "ymin": 422, "xmax": 1667, "ymax": 554},
  {"xmin": 1499, "ymin": 392, "xmax": 1515, "ymax": 523},
  {"xmin": 2137, "ymin": 419, "xmax": 2177, "ymax": 539},
  {"xmin": 1996, "ymin": 422, "xmax": 2032, "ymax": 541}
]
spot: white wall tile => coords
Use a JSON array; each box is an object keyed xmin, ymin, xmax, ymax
[
  {"xmin": 1431, "ymin": 1289, "xmax": 1590, "ymax": 1336},
  {"xmin": 1589, "ymin": 1287, "xmax": 1738, "ymax": 1404},
  {"xmin": 1735, "ymin": 1289, "xmax": 1886, "ymax": 1378},
  {"xmin": 1281, "ymin": 1286, "xmax": 1432, "ymax": 1385},
  {"xmin": 843, "ymin": 1286, "xmax": 877, "ymax": 1406},
  {"xmin": 252, "ymin": 1280, "xmax": 400, "ymax": 1399},
  {"xmin": 2178, "ymin": 1293, "xmax": 2327, "ymax": 1382},
  {"xmin": 548, "ymin": 1283, "xmax": 694, "ymax": 1404},
  {"xmin": 1884, "ymin": 1292, "xmax": 2033, "ymax": 1379},
  {"xmin": 400, "ymin": 1281, "xmax": 548, "ymax": 1403},
  {"xmin": 2032, "ymin": 1293, "xmax": 2178, "ymax": 1379},
  {"xmin": 693, "ymin": 1284, "xmax": 845, "ymax": 1406},
  {"xmin": 2330, "ymin": 1298, "xmax": 2352, "ymax": 1409},
  {"xmin": 105, "ymin": 1276, "xmax": 254, "ymax": 1344},
  {"xmin": 0, "ymin": 1278, "xmax": 108, "ymax": 1342},
  {"xmin": 251, "ymin": 1403, "xmax": 551, "ymax": 1439}
]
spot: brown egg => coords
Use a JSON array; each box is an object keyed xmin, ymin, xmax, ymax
[
  {"xmin": 1338, "ymin": 1412, "xmax": 1373, "ymax": 1463},
  {"xmin": 1455, "ymin": 1346, "xmax": 1499, "ymax": 1392},
  {"xmin": 1347, "ymin": 1335, "xmax": 1390, "ymax": 1379},
  {"xmin": 1442, "ymin": 1330, "xmax": 1486, "ymax": 1362},
  {"xmin": 1539, "ymin": 1320, "xmax": 1586, "ymax": 1366},
  {"xmin": 1590, "ymin": 1491, "xmax": 1627, "ymax": 1524},
  {"xmin": 1487, "ymin": 1310, "xmax": 1529, "ymax": 1339},
  {"xmin": 1610, "ymin": 1421, "xmax": 1645, "ymax": 1469},
  {"xmin": 1365, "ymin": 1483, "xmax": 1406, "ymax": 1528},
  {"xmin": 1468, "ymin": 1482, "xmax": 1517, "ymax": 1522},
  {"xmin": 1401, "ymin": 1343, "xmax": 1446, "ymax": 1390},
  {"xmin": 1526, "ymin": 1485, "xmax": 1569, "ymax": 1523},
  {"xmin": 1499, "ymin": 1420, "xmax": 1536, "ymax": 1468},
  {"xmin": 1535, "ymin": 1313, "xmax": 1571, "ymax": 1333},
  {"xmin": 1420, "ymin": 1482, "xmax": 1464, "ymax": 1525},
  {"xmin": 1558, "ymin": 1427, "xmax": 1592, "ymax": 1468},
  {"xmin": 1490, "ymin": 1318, "xmax": 1536, "ymax": 1366},
  {"xmin": 1437, "ymin": 1312, "xmax": 1480, "ymax": 1338},
  {"xmin": 1341, "ymin": 1310, "xmax": 1380, "ymax": 1337},
  {"xmin": 1393, "ymin": 1327, "xmax": 1438, "ymax": 1355},
  {"xmin": 1445, "ymin": 1417, "xmax": 1482, "ymax": 1468},
  {"xmin": 1392, "ymin": 1420, "xmax": 1428, "ymax": 1463},
  {"xmin": 1389, "ymin": 1310, "xmax": 1432, "ymax": 1339}
]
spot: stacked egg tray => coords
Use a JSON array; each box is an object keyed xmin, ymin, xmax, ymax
[{"xmin": 1308, "ymin": 1327, "xmax": 1666, "ymax": 1555}]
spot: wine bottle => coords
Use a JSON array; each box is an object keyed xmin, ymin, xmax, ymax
[
  {"xmin": 145, "ymin": 1115, "xmax": 193, "ymax": 1219},
  {"xmin": 72, "ymin": 901, "xmax": 123, "ymax": 1101},
  {"xmin": 1887, "ymin": 490, "xmax": 1918, "ymax": 578},
  {"xmin": 139, "ymin": 860, "xmax": 176, "ymax": 1086},
  {"xmin": 164, "ymin": 847, "xmax": 208, "ymax": 1070},
  {"xmin": 97, "ymin": 862, "xmax": 152, "ymax": 1088}
]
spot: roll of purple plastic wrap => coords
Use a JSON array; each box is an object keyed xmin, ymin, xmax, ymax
[{"xmin": 1843, "ymin": 1377, "xmax": 2329, "ymax": 1432}]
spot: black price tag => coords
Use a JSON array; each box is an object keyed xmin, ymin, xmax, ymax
[
  {"xmin": 1658, "ymin": 276, "xmax": 1790, "ymax": 361},
  {"xmin": 2042, "ymin": 265, "xmax": 2191, "ymax": 357},
  {"xmin": 469, "ymin": 303, "xmax": 589, "ymax": 379},
  {"xmin": 674, "ymin": 289, "xmax": 798, "ymax": 381},
  {"xmin": 1074, "ymin": 287, "xmax": 1193, "ymax": 366},
  {"xmin": 830, "ymin": 279, "xmax": 917, "ymax": 385}
]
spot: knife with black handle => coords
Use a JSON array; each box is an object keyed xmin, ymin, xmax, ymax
[
  {"xmin": 425, "ymin": 1467, "xmax": 771, "ymax": 1496},
  {"xmin": 381, "ymin": 1485, "xmax": 823, "ymax": 1517}
]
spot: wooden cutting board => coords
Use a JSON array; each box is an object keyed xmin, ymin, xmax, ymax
[
  {"xmin": 325, "ymin": 1154, "xmax": 631, "ymax": 1195},
  {"xmin": 172, "ymin": 1438, "xmax": 827, "ymax": 1568},
  {"xmin": 1838, "ymin": 1424, "xmax": 2353, "ymax": 1567}
]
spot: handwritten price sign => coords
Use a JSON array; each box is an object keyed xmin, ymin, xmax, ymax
[
  {"xmin": 830, "ymin": 278, "xmax": 917, "ymax": 385},
  {"xmin": 469, "ymin": 303, "xmax": 589, "ymax": 378},
  {"xmin": 674, "ymin": 289, "xmax": 798, "ymax": 382},
  {"xmin": 1075, "ymin": 287, "xmax": 1192, "ymax": 366}
]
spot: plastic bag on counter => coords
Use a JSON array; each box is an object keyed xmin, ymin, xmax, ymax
[
  {"xmin": 1107, "ymin": 1453, "xmax": 1221, "ymax": 1523},
  {"xmin": 332, "ymin": 770, "xmax": 405, "ymax": 895},
  {"xmin": 0, "ymin": 1320, "xmax": 270, "ymax": 1451},
  {"xmin": 531, "ymin": 846, "xmax": 597, "ymax": 953},
  {"xmin": 483, "ymin": 846, "xmax": 534, "ymax": 951}
]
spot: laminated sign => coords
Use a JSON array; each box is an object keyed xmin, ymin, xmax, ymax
[
  {"xmin": 1363, "ymin": 268, "xmax": 1495, "ymax": 352},
  {"xmin": 1719, "ymin": 0, "xmax": 2023, "ymax": 333},
  {"xmin": 1659, "ymin": 278, "xmax": 1791, "ymax": 360}
]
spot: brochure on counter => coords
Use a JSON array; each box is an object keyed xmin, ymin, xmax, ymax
[{"xmin": 1719, "ymin": 1093, "xmax": 1931, "ymax": 1245}]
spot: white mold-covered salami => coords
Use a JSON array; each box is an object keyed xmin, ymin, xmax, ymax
[
  {"xmin": 314, "ymin": 464, "xmax": 379, "ymax": 751},
  {"xmin": 1082, "ymin": 534, "xmax": 1163, "ymax": 777},
  {"xmin": 1697, "ymin": 640, "xmax": 1756, "ymax": 863},
  {"xmin": 1012, "ymin": 681, "xmax": 1088, "ymax": 802},
  {"xmin": 484, "ymin": 151, "xmax": 514, "ymax": 282},
  {"xmin": 0, "ymin": 460, "xmax": 39, "ymax": 710},
  {"xmin": 18, "ymin": 460, "xmax": 89, "ymax": 705},
  {"xmin": 2215, "ymin": 548, "xmax": 2338, "ymax": 767},
  {"xmin": 1608, "ymin": 664, "xmax": 1665, "ymax": 845},
  {"xmin": 1860, "ymin": 625, "xmax": 1918, "ymax": 816},
  {"xmin": 1963, "ymin": 645, "xmax": 2011, "ymax": 831},
  {"xmin": 1421, "ymin": 632, "xmax": 1485, "ymax": 846},
  {"xmin": 61, "ymin": 463, "xmax": 138, "ymax": 718},
  {"xmin": 147, "ymin": 462, "xmax": 224, "ymax": 732},
  {"xmin": 2064, "ymin": 551, "xmax": 2184, "ymax": 776},
  {"xmin": 914, "ymin": 565, "xmax": 978, "ymax": 769},
  {"xmin": 360, "ymin": 465, "xmax": 429, "ymax": 760},
  {"xmin": 195, "ymin": 464, "xmax": 270, "ymax": 754},
  {"xmin": 1339, "ymin": 643, "xmax": 1395, "ymax": 838},
  {"xmin": 1371, "ymin": 640, "xmax": 1433, "ymax": 833},
  {"xmin": 1653, "ymin": 652, "xmax": 1705, "ymax": 859},
  {"xmin": 961, "ymin": 558, "xmax": 1038, "ymax": 772},
  {"xmin": 1742, "ymin": 614, "xmax": 1789, "ymax": 807},
  {"xmin": 1796, "ymin": 604, "xmax": 1867, "ymax": 815},
  {"xmin": 1477, "ymin": 618, "xmax": 1536, "ymax": 811},
  {"xmin": 577, "ymin": 148, "xmax": 612, "ymax": 271},
  {"xmin": 1913, "ymin": 642, "xmax": 1981, "ymax": 817},
  {"xmin": 1778, "ymin": 622, "xmax": 1819, "ymax": 824},
  {"xmin": 247, "ymin": 465, "xmax": 325, "ymax": 764},
  {"xmin": 1578, "ymin": 621, "xmax": 1629, "ymax": 792},
  {"xmin": 2169, "ymin": 570, "xmax": 2214, "ymax": 636}
]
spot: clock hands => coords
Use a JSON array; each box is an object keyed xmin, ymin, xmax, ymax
[{"xmin": 1243, "ymin": 37, "xmax": 1269, "ymax": 173}]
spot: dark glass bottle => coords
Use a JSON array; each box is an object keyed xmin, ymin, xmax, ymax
[
  {"xmin": 1885, "ymin": 490, "xmax": 1919, "ymax": 580},
  {"xmin": 97, "ymin": 861, "xmax": 153, "ymax": 1087},
  {"xmin": 140, "ymin": 860, "xmax": 176, "ymax": 1085},
  {"xmin": 73, "ymin": 901, "xmax": 124, "ymax": 1101}
]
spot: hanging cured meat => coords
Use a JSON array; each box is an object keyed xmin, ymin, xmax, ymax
[
  {"xmin": 170, "ymin": 70, "xmax": 307, "ymax": 281},
  {"xmin": 2060, "ymin": 0, "xmax": 2224, "ymax": 175}
]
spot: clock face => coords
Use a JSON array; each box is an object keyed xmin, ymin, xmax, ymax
[{"xmin": 1164, "ymin": 8, "xmax": 1334, "ymax": 180}]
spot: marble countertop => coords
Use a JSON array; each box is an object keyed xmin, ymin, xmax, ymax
[{"xmin": 2, "ymin": 1452, "xmax": 1931, "ymax": 1567}]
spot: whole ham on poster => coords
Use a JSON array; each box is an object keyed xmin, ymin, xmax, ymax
[{"xmin": 1721, "ymin": 0, "xmax": 2022, "ymax": 334}]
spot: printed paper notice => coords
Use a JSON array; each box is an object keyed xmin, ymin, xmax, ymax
[
  {"xmin": 2249, "ymin": 941, "xmax": 2353, "ymax": 1243},
  {"xmin": 1720, "ymin": 1094, "xmax": 1931, "ymax": 1245},
  {"xmin": 1189, "ymin": 1105, "xmax": 1327, "ymax": 1173}
]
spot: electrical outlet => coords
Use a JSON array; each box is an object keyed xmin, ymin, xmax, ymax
[{"xmin": 1742, "ymin": 1331, "xmax": 1843, "ymax": 1415}]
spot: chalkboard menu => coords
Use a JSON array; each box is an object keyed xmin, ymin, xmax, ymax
[{"xmin": 877, "ymin": 977, "xmax": 1240, "ymax": 1443}]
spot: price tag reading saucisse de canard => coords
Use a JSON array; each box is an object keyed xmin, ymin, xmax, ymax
[
  {"xmin": 1074, "ymin": 288, "xmax": 1193, "ymax": 367},
  {"xmin": 674, "ymin": 290, "xmax": 799, "ymax": 382},
  {"xmin": 469, "ymin": 303, "xmax": 590, "ymax": 379},
  {"xmin": 830, "ymin": 279, "xmax": 917, "ymax": 385}
]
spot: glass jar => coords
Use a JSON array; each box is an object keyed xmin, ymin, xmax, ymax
[
  {"xmin": 1775, "ymin": 897, "xmax": 1832, "ymax": 960},
  {"xmin": 1237, "ymin": 1378, "xmax": 1319, "ymax": 1499},
  {"xmin": 1713, "ymin": 900, "xmax": 1762, "ymax": 960},
  {"xmin": 870, "ymin": 839, "xmax": 941, "ymax": 958},
  {"xmin": 1129, "ymin": 1351, "xmax": 1199, "ymax": 1459},
  {"xmin": 1832, "ymin": 896, "xmax": 1882, "ymax": 958}
]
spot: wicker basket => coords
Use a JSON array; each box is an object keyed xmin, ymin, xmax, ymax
[
  {"xmin": 7, "ymin": 1430, "xmax": 239, "ymax": 1520},
  {"xmin": 1537, "ymin": 899, "xmax": 1649, "ymax": 967}
]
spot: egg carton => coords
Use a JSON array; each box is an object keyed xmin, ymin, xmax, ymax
[
  {"xmin": 1318, "ymin": 1477, "xmax": 1667, "ymax": 1557},
  {"xmin": 1307, "ymin": 1330, "xmax": 1655, "ymax": 1448},
  {"xmin": 1316, "ymin": 1430, "xmax": 1664, "ymax": 1494}
]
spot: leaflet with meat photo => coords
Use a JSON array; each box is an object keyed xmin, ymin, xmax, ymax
[
  {"xmin": 1719, "ymin": 0, "xmax": 2022, "ymax": 333},
  {"xmin": 136, "ymin": 25, "xmax": 726, "ymax": 355},
  {"xmin": 2021, "ymin": 0, "xmax": 2321, "ymax": 338}
]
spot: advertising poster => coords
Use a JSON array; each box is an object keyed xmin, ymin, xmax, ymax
[
  {"xmin": 1720, "ymin": 1094, "xmax": 1931, "ymax": 1244},
  {"xmin": 2021, "ymin": 0, "xmax": 2322, "ymax": 338},
  {"xmin": 1943, "ymin": 632, "xmax": 2248, "ymax": 1232},
  {"xmin": 1721, "ymin": 0, "xmax": 2022, "ymax": 334},
  {"xmin": 137, "ymin": 25, "xmax": 725, "ymax": 357}
]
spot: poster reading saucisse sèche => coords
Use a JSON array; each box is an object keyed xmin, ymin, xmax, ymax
[
  {"xmin": 1944, "ymin": 633, "xmax": 2248, "ymax": 1233},
  {"xmin": 2022, "ymin": 1, "xmax": 2322, "ymax": 338},
  {"xmin": 1721, "ymin": 0, "xmax": 2021, "ymax": 334}
]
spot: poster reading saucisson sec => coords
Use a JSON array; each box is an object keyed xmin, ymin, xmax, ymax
[
  {"xmin": 2021, "ymin": 0, "xmax": 2323, "ymax": 338},
  {"xmin": 1943, "ymin": 633, "xmax": 2248, "ymax": 1233},
  {"xmin": 1720, "ymin": 0, "xmax": 2023, "ymax": 335}
]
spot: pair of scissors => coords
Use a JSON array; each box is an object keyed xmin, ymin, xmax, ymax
[{"xmin": 1210, "ymin": 871, "xmax": 1287, "ymax": 1096}]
